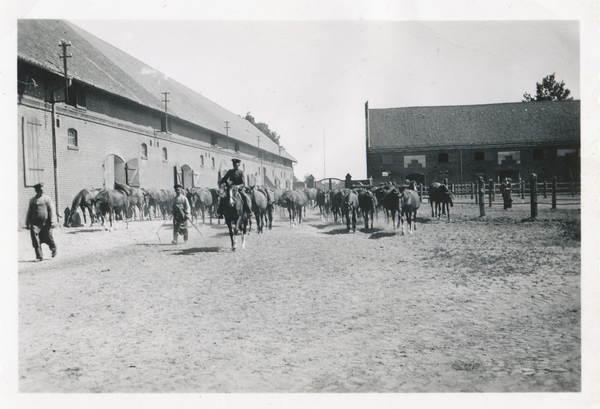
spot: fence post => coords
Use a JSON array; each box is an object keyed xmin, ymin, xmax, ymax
[
  {"xmin": 471, "ymin": 182, "xmax": 475, "ymax": 201},
  {"xmin": 478, "ymin": 177, "xmax": 486, "ymax": 217},
  {"xmin": 543, "ymin": 180, "xmax": 547, "ymax": 199},
  {"xmin": 420, "ymin": 183, "xmax": 424, "ymax": 200},
  {"xmin": 488, "ymin": 179, "xmax": 494, "ymax": 207},
  {"xmin": 552, "ymin": 176, "xmax": 557, "ymax": 209},
  {"xmin": 519, "ymin": 178, "xmax": 524, "ymax": 199},
  {"xmin": 530, "ymin": 173, "xmax": 538, "ymax": 219}
]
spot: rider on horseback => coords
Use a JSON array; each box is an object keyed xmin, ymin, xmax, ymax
[{"xmin": 217, "ymin": 158, "xmax": 253, "ymax": 219}]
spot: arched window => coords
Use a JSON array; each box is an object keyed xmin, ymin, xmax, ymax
[
  {"xmin": 200, "ymin": 155, "xmax": 204, "ymax": 166},
  {"xmin": 67, "ymin": 128, "xmax": 78, "ymax": 147},
  {"xmin": 162, "ymin": 147, "xmax": 168, "ymax": 161},
  {"xmin": 474, "ymin": 151, "xmax": 484, "ymax": 161},
  {"xmin": 438, "ymin": 153, "xmax": 449, "ymax": 163},
  {"xmin": 141, "ymin": 143, "xmax": 148, "ymax": 159}
]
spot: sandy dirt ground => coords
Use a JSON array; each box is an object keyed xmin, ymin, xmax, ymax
[{"xmin": 17, "ymin": 202, "xmax": 581, "ymax": 393}]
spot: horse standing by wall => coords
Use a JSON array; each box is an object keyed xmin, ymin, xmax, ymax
[
  {"xmin": 64, "ymin": 188, "xmax": 104, "ymax": 227},
  {"xmin": 114, "ymin": 182, "xmax": 145, "ymax": 220},
  {"xmin": 146, "ymin": 188, "xmax": 169, "ymax": 220},
  {"xmin": 93, "ymin": 188, "xmax": 130, "ymax": 231},
  {"xmin": 189, "ymin": 187, "xmax": 214, "ymax": 224}
]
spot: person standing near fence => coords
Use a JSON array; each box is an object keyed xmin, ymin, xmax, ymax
[
  {"xmin": 171, "ymin": 184, "xmax": 190, "ymax": 245},
  {"xmin": 25, "ymin": 182, "xmax": 58, "ymax": 261},
  {"xmin": 500, "ymin": 178, "xmax": 513, "ymax": 210}
]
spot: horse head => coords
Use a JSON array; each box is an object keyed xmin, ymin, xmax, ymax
[{"xmin": 226, "ymin": 185, "xmax": 239, "ymax": 208}]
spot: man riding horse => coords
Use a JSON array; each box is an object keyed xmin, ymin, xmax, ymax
[{"xmin": 217, "ymin": 158, "xmax": 253, "ymax": 219}]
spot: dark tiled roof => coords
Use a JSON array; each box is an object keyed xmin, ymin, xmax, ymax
[
  {"xmin": 368, "ymin": 100, "xmax": 580, "ymax": 149},
  {"xmin": 18, "ymin": 19, "xmax": 295, "ymax": 162}
]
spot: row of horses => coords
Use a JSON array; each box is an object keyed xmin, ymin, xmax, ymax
[
  {"xmin": 64, "ymin": 184, "xmax": 177, "ymax": 229},
  {"xmin": 62, "ymin": 180, "xmax": 454, "ymax": 244},
  {"xmin": 307, "ymin": 181, "xmax": 454, "ymax": 234}
]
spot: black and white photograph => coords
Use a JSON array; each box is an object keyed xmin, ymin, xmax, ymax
[{"xmin": 2, "ymin": 0, "xmax": 599, "ymax": 408}]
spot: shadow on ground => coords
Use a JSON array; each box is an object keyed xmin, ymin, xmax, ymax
[
  {"xmin": 368, "ymin": 231, "xmax": 399, "ymax": 239},
  {"xmin": 65, "ymin": 228, "xmax": 106, "ymax": 234},
  {"xmin": 173, "ymin": 247, "xmax": 222, "ymax": 255}
]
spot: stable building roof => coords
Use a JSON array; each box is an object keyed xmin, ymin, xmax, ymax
[
  {"xmin": 367, "ymin": 100, "xmax": 580, "ymax": 150},
  {"xmin": 18, "ymin": 19, "xmax": 296, "ymax": 163}
]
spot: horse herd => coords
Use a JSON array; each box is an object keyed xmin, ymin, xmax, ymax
[
  {"xmin": 311, "ymin": 181, "xmax": 453, "ymax": 234},
  {"xmin": 64, "ymin": 180, "xmax": 453, "ymax": 230}
]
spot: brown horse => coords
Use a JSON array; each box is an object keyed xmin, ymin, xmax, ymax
[
  {"xmin": 146, "ymin": 188, "xmax": 170, "ymax": 220},
  {"xmin": 315, "ymin": 189, "xmax": 330, "ymax": 221},
  {"xmin": 399, "ymin": 189, "xmax": 421, "ymax": 234},
  {"xmin": 342, "ymin": 189, "xmax": 359, "ymax": 233},
  {"xmin": 282, "ymin": 189, "xmax": 308, "ymax": 227},
  {"xmin": 64, "ymin": 188, "xmax": 103, "ymax": 227},
  {"xmin": 428, "ymin": 182, "xmax": 454, "ymax": 220},
  {"xmin": 358, "ymin": 189, "xmax": 378, "ymax": 230},
  {"xmin": 250, "ymin": 186, "xmax": 269, "ymax": 234},
  {"xmin": 188, "ymin": 187, "xmax": 214, "ymax": 223},
  {"xmin": 93, "ymin": 188, "xmax": 130, "ymax": 230},
  {"xmin": 223, "ymin": 185, "xmax": 248, "ymax": 250},
  {"xmin": 114, "ymin": 182, "xmax": 145, "ymax": 220}
]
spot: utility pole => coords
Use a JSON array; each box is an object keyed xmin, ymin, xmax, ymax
[
  {"xmin": 162, "ymin": 91, "xmax": 170, "ymax": 132},
  {"xmin": 224, "ymin": 121, "xmax": 230, "ymax": 150},
  {"xmin": 59, "ymin": 40, "xmax": 72, "ymax": 104},
  {"xmin": 257, "ymin": 135, "xmax": 263, "ymax": 186}
]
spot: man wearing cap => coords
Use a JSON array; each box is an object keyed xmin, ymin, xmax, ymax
[
  {"xmin": 500, "ymin": 177, "xmax": 513, "ymax": 210},
  {"xmin": 217, "ymin": 158, "xmax": 253, "ymax": 218},
  {"xmin": 25, "ymin": 182, "xmax": 58, "ymax": 261},
  {"xmin": 172, "ymin": 184, "xmax": 191, "ymax": 244}
]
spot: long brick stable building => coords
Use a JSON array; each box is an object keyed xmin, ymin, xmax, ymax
[
  {"xmin": 17, "ymin": 20, "xmax": 296, "ymax": 225},
  {"xmin": 365, "ymin": 100, "xmax": 580, "ymax": 186}
]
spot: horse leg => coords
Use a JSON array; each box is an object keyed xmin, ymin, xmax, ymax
[
  {"xmin": 400, "ymin": 211, "xmax": 406, "ymax": 235},
  {"xmin": 352, "ymin": 209, "xmax": 357, "ymax": 233},
  {"xmin": 226, "ymin": 220, "xmax": 236, "ymax": 251},
  {"xmin": 240, "ymin": 219, "xmax": 247, "ymax": 248}
]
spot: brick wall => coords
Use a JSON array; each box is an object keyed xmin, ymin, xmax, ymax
[
  {"xmin": 367, "ymin": 145, "xmax": 580, "ymax": 187},
  {"xmin": 17, "ymin": 70, "xmax": 294, "ymax": 226}
]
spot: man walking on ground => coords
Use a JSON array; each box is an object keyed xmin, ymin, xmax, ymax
[
  {"xmin": 25, "ymin": 182, "xmax": 57, "ymax": 261},
  {"xmin": 172, "ymin": 184, "xmax": 190, "ymax": 244}
]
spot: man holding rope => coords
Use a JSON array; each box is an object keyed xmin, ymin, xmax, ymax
[{"xmin": 171, "ymin": 184, "xmax": 191, "ymax": 244}]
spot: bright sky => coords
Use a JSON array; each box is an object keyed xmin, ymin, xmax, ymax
[{"xmin": 58, "ymin": 19, "xmax": 579, "ymax": 181}]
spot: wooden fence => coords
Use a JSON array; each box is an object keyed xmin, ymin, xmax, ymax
[{"xmin": 411, "ymin": 176, "xmax": 580, "ymax": 217}]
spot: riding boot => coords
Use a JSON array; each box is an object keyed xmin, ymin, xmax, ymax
[
  {"xmin": 171, "ymin": 234, "xmax": 178, "ymax": 245},
  {"xmin": 183, "ymin": 233, "xmax": 188, "ymax": 243},
  {"xmin": 244, "ymin": 203, "xmax": 254, "ymax": 218},
  {"xmin": 34, "ymin": 246, "xmax": 43, "ymax": 261}
]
